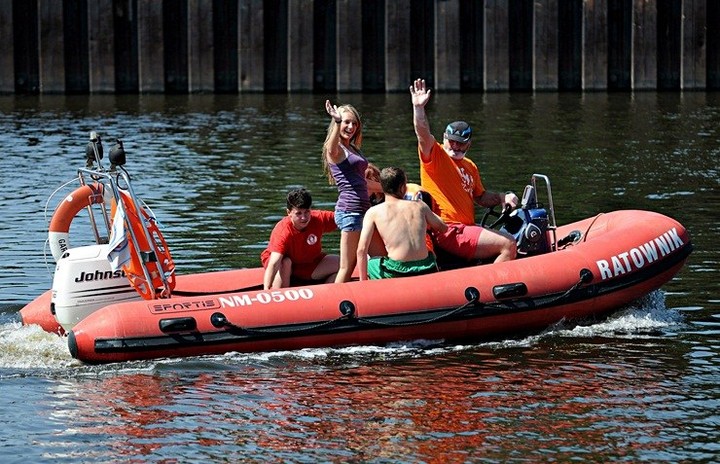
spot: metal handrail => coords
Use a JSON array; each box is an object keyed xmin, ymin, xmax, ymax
[
  {"xmin": 70, "ymin": 132, "xmax": 172, "ymax": 299},
  {"xmin": 530, "ymin": 174, "xmax": 558, "ymax": 252}
]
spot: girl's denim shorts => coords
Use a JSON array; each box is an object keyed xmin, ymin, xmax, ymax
[{"xmin": 334, "ymin": 210, "xmax": 364, "ymax": 232}]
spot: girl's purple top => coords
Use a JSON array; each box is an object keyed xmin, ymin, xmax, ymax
[{"xmin": 329, "ymin": 144, "xmax": 370, "ymax": 213}]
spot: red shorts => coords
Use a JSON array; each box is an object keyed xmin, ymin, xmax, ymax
[
  {"xmin": 434, "ymin": 223, "xmax": 481, "ymax": 260},
  {"xmin": 261, "ymin": 251, "xmax": 326, "ymax": 281},
  {"xmin": 292, "ymin": 253, "xmax": 326, "ymax": 280}
]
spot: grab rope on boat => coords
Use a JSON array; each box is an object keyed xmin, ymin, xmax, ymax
[
  {"xmin": 209, "ymin": 309, "xmax": 353, "ymax": 335},
  {"xmin": 208, "ymin": 288, "xmax": 482, "ymax": 334},
  {"xmin": 479, "ymin": 268, "xmax": 594, "ymax": 312},
  {"xmin": 206, "ymin": 270, "xmax": 592, "ymax": 336},
  {"xmin": 346, "ymin": 269, "xmax": 591, "ymax": 329},
  {"xmin": 353, "ymin": 288, "xmax": 481, "ymax": 328}
]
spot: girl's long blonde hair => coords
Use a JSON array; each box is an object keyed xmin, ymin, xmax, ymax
[{"xmin": 322, "ymin": 104, "xmax": 364, "ymax": 184}]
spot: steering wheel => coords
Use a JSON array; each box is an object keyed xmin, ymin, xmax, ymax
[{"xmin": 480, "ymin": 205, "xmax": 513, "ymax": 229}]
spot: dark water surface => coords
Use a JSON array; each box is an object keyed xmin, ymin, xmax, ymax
[{"xmin": 0, "ymin": 92, "xmax": 718, "ymax": 462}]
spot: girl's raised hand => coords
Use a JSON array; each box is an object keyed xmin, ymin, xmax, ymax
[{"xmin": 325, "ymin": 100, "xmax": 341, "ymax": 123}]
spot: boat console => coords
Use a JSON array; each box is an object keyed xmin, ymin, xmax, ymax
[{"xmin": 500, "ymin": 174, "xmax": 558, "ymax": 257}]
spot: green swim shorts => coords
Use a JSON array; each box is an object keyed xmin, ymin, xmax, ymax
[{"xmin": 367, "ymin": 254, "xmax": 439, "ymax": 280}]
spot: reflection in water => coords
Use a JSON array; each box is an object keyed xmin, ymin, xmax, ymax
[{"xmin": 36, "ymin": 334, "xmax": 717, "ymax": 462}]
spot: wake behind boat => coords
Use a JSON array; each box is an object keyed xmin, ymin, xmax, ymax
[{"xmin": 20, "ymin": 133, "xmax": 692, "ymax": 364}]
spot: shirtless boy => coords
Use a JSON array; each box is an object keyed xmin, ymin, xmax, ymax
[{"xmin": 357, "ymin": 167, "xmax": 447, "ymax": 280}]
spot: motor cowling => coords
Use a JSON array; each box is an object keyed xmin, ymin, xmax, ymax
[
  {"xmin": 517, "ymin": 208, "xmax": 549, "ymax": 256},
  {"xmin": 51, "ymin": 244, "xmax": 141, "ymax": 331},
  {"xmin": 501, "ymin": 207, "xmax": 550, "ymax": 257}
]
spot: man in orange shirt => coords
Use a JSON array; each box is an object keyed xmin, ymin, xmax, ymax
[{"xmin": 409, "ymin": 78, "xmax": 519, "ymax": 263}]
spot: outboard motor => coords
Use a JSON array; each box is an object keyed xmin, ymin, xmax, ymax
[
  {"xmin": 500, "ymin": 185, "xmax": 550, "ymax": 257},
  {"xmin": 52, "ymin": 244, "xmax": 141, "ymax": 331},
  {"xmin": 48, "ymin": 131, "xmax": 176, "ymax": 330}
]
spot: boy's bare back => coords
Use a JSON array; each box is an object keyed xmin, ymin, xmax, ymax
[{"xmin": 367, "ymin": 199, "xmax": 433, "ymax": 262}]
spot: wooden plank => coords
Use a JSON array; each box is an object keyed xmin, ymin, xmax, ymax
[
  {"xmin": 709, "ymin": 0, "xmax": 720, "ymax": 89},
  {"xmin": 534, "ymin": 0, "xmax": 558, "ymax": 90},
  {"xmin": 188, "ymin": 0, "xmax": 214, "ymax": 92},
  {"xmin": 583, "ymin": 0, "xmax": 608, "ymax": 89},
  {"xmin": 12, "ymin": 0, "xmax": 39, "ymax": 93},
  {"xmin": 336, "ymin": 0, "xmax": 362, "ymax": 91},
  {"xmin": 163, "ymin": 0, "xmax": 188, "ymax": 93},
  {"xmin": 0, "ymin": 0, "xmax": 14, "ymax": 93},
  {"xmin": 113, "ymin": 0, "xmax": 137, "ymax": 93},
  {"xmin": 459, "ymin": 0, "xmax": 484, "ymax": 91},
  {"xmin": 88, "ymin": 0, "xmax": 115, "ymax": 92},
  {"xmin": 5, "ymin": 0, "xmax": 719, "ymax": 94},
  {"xmin": 434, "ymin": 0, "xmax": 460, "ymax": 91},
  {"xmin": 63, "ymin": 0, "xmax": 89, "ymax": 93},
  {"xmin": 138, "ymin": 0, "xmax": 164, "ymax": 92},
  {"xmin": 410, "ymin": 0, "xmax": 433, "ymax": 87},
  {"xmin": 607, "ymin": 0, "xmax": 631, "ymax": 90},
  {"xmin": 485, "ymin": 0, "xmax": 509, "ymax": 90},
  {"xmin": 632, "ymin": 0, "xmax": 656, "ymax": 89},
  {"xmin": 238, "ymin": 0, "xmax": 264, "ymax": 92},
  {"xmin": 385, "ymin": 0, "xmax": 411, "ymax": 91},
  {"xmin": 361, "ymin": 0, "xmax": 384, "ymax": 91},
  {"xmin": 681, "ymin": 0, "xmax": 706, "ymax": 89},
  {"xmin": 657, "ymin": 0, "xmax": 680, "ymax": 90},
  {"xmin": 558, "ymin": 0, "xmax": 582, "ymax": 90},
  {"xmin": 38, "ymin": 0, "xmax": 65, "ymax": 93},
  {"xmin": 287, "ymin": 0, "xmax": 313, "ymax": 91},
  {"xmin": 262, "ymin": 0, "xmax": 286, "ymax": 92}
]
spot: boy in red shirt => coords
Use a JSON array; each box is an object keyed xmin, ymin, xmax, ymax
[{"xmin": 261, "ymin": 189, "xmax": 339, "ymax": 289}]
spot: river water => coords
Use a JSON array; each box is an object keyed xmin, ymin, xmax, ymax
[{"xmin": 0, "ymin": 91, "xmax": 718, "ymax": 462}]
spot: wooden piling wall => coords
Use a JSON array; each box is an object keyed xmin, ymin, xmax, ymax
[{"xmin": 1, "ymin": 0, "xmax": 718, "ymax": 94}]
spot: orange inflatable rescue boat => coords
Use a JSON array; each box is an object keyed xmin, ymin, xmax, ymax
[{"xmin": 20, "ymin": 134, "xmax": 692, "ymax": 364}]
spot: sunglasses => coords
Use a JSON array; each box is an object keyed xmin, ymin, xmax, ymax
[{"xmin": 445, "ymin": 127, "xmax": 472, "ymax": 138}]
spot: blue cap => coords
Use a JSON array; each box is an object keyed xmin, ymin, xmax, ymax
[{"xmin": 444, "ymin": 121, "xmax": 472, "ymax": 143}]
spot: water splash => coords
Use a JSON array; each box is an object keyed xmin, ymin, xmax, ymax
[
  {"xmin": 0, "ymin": 321, "xmax": 77, "ymax": 372},
  {"xmin": 555, "ymin": 290, "xmax": 684, "ymax": 338},
  {"xmin": 473, "ymin": 290, "xmax": 682, "ymax": 350}
]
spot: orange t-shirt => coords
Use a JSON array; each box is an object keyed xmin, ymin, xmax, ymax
[{"xmin": 419, "ymin": 142, "xmax": 485, "ymax": 225}]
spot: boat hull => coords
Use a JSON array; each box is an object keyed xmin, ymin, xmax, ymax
[
  {"xmin": 19, "ymin": 267, "xmax": 266, "ymax": 335},
  {"xmin": 62, "ymin": 209, "xmax": 691, "ymax": 364}
]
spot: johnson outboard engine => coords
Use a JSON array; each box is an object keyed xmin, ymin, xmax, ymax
[{"xmin": 500, "ymin": 184, "xmax": 550, "ymax": 257}]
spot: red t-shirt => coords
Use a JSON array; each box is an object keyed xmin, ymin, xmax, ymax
[{"xmin": 260, "ymin": 210, "xmax": 337, "ymax": 265}]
